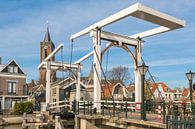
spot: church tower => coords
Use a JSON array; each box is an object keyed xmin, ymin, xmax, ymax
[{"xmin": 39, "ymin": 26, "xmax": 56, "ymax": 86}]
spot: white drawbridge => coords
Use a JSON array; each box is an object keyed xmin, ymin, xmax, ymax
[
  {"xmin": 37, "ymin": 3, "xmax": 185, "ymax": 113},
  {"xmin": 70, "ymin": 3, "xmax": 185, "ymax": 112}
]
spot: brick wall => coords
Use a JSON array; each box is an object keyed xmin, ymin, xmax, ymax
[{"xmin": 0, "ymin": 75, "xmax": 26, "ymax": 95}]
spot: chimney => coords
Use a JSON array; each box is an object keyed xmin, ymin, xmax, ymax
[{"xmin": 0, "ymin": 57, "xmax": 2, "ymax": 65}]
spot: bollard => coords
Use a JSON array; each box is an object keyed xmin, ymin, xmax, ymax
[
  {"xmin": 77, "ymin": 101, "xmax": 79, "ymax": 114},
  {"xmin": 94, "ymin": 108, "xmax": 97, "ymax": 114},
  {"xmin": 22, "ymin": 113, "xmax": 27, "ymax": 129}
]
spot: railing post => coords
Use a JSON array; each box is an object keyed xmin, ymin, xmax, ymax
[
  {"xmin": 84, "ymin": 101, "xmax": 85, "ymax": 115},
  {"xmin": 113, "ymin": 102, "xmax": 115, "ymax": 117},
  {"xmin": 183, "ymin": 102, "xmax": 186, "ymax": 117},
  {"xmin": 125, "ymin": 101, "xmax": 127, "ymax": 119},
  {"xmin": 165, "ymin": 115, "xmax": 170, "ymax": 129},
  {"xmin": 102, "ymin": 101, "xmax": 104, "ymax": 115},
  {"xmin": 87, "ymin": 101, "xmax": 89, "ymax": 114},
  {"xmin": 90, "ymin": 101, "xmax": 92, "ymax": 116}
]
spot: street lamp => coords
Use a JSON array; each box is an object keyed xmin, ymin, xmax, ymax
[
  {"xmin": 138, "ymin": 63, "xmax": 149, "ymax": 120},
  {"xmin": 186, "ymin": 70, "xmax": 195, "ymax": 102}
]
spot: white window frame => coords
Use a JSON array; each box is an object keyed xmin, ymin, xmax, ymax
[
  {"xmin": 8, "ymin": 66, "xmax": 18, "ymax": 73},
  {"xmin": 7, "ymin": 81, "xmax": 17, "ymax": 94}
]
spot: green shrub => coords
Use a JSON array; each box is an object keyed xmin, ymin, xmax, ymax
[
  {"xmin": 14, "ymin": 101, "xmax": 33, "ymax": 115},
  {"xmin": 23, "ymin": 102, "xmax": 33, "ymax": 114},
  {"xmin": 14, "ymin": 102, "xmax": 24, "ymax": 115}
]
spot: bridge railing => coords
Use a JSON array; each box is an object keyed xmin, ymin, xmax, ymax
[
  {"xmin": 48, "ymin": 100, "xmax": 71, "ymax": 112},
  {"xmin": 77, "ymin": 100, "xmax": 195, "ymax": 123},
  {"xmin": 77, "ymin": 100, "xmax": 139, "ymax": 118}
]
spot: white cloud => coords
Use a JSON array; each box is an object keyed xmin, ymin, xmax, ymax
[{"xmin": 148, "ymin": 57, "xmax": 195, "ymax": 67}]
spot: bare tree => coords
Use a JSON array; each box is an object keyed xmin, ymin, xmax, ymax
[{"xmin": 107, "ymin": 65, "xmax": 131, "ymax": 85}]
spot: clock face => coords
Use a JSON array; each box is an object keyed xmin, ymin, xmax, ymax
[{"xmin": 44, "ymin": 46, "xmax": 48, "ymax": 49}]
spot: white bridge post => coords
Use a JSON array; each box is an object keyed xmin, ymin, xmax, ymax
[
  {"xmin": 91, "ymin": 29, "xmax": 101, "ymax": 112},
  {"xmin": 135, "ymin": 41, "xmax": 142, "ymax": 108},
  {"xmin": 76, "ymin": 64, "xmax": 81, "ymax": 103},
  {"xmin": 46, "ymin": 61, "xmax": 51, "ymax": 107}
]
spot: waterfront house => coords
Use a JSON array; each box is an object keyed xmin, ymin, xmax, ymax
[
  {"xmin": 101, "ymin": 82, "xmax": 130, "ymax": 100},
  {"xmin": 151, "ymin": 82, "xmax": 174, "ymax": 102},
  {"xmin": 50, "ymin": 77, "xmax": 90, "ymax": 103},
  {"xmin": 0, "ymin": 58, "xmax": 28, "ymax": 111}
]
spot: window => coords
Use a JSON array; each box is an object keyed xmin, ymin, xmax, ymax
[
  {"xmin": 8, "ymin": 66, "xmax": 18, "ymax": 73},
  {"xmin": 44, "ymin": 48, "xmax": 48, "ymax": 58},
  {"xmin": 52, "ymin": 88, "xmax": 56, "ymax": 95},
  {"xmin": 14, "ymin": 67, "xmax": 18, "ymax": 73},
  {"xmin": 8, "ymin": 82, "xmax": 16, "ymax": 94}
]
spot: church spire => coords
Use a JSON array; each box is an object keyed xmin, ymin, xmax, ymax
[{"xmin": 43, "ymin": 22, "xmax": 52, "ymax": 42}]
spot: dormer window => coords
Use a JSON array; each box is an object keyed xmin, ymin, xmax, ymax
[{"xmin": 8, "ymin": 66, "xmax": 18, "ymax": 73}]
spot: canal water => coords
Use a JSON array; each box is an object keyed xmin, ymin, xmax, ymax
[
  {"xmin": 0, "ymin": 125, "xmax": 22, "ymax": 129},
  {"xmin": 0, "ymin": 125, "xmax": 55, "ymax": 129}
]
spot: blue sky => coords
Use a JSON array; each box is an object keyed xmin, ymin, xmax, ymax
[{"xmin": 0, "ymin": 0, "xmax": 195, "ymax": 88}]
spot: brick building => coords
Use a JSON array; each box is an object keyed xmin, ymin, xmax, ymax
[
  {"xmin": 0, "ymin": 58, "xmax": 28, "ymax": 110},
  {"xmin": 39, "ymin": 26, "xmax": 56, "ymax": 86}
]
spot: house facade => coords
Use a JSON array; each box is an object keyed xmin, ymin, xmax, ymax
[
  {"xmin": 50, "ymin": 77, "xmax": 90, "ymax": 103},
  {"xmin": 150, "ymin": 82, "xmax": 185, "ymax": 102},
  {"xmin": 0, "ymin": 59, "xmax": 28, "ymax": 111}
]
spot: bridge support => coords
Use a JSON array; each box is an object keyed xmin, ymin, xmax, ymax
[
  {"xmin": 91, "ymin": 29, "xmax": 101, "ymax": 112},
  {"xmin": 76, "ymin": 64, "xmax": 81, "ymax": 102},
  {"xmin": 46, "ymin": 61, "xmax": 51, "ymax": 106},
  {"xmin": 135, "ymin": 41, "xmax": 142, "ymax": 108}
]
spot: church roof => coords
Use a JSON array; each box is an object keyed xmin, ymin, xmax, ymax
[{"xmin": 43, "ymin": 26, "xmax": 52, "ymax": 43}]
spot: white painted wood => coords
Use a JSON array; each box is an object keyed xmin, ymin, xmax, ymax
[
  {"xmin": 38, "ymin": 44, "xmax": 64, "ymax": 69},
  {"xmin": 46, "ymin": 62, "xmax": 51, "ymax": 106},
  {"xmin": 92, "ymin": 29, "xmax": 101, "ymax": 112},
  {"xmin": 76, "ymin": 64, "xmax": 81, "ymax": 102},
  {"xmin": 74, "ymin": 51, "xmax": 94, "ymax": 64},
  {"xmin": 135, "ymin": 41, "xmax": 142, "ymax": 104},
  {"xmin": 70, "ymin": 3, "xmax": 185, "ymax": 40},
  {"xmin": 99, "ymin": 30, "xmax": 143, "ymax": 46}
]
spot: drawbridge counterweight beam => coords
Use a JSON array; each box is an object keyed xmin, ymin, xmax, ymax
[{"xmin": 70, "ymin": 3, "xmax": 185, "ymax": 40}]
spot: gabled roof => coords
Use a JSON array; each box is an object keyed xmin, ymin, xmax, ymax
[
  {"xmin": 32, "ymin": 84, "xmax": 46, "ymax": 92},
  {"xmin": 0, "ymin": 59, "xmax": 26, "ymax": 74},
  {"xmin": 102, "ymin": 82, "xmax": 129, "ymax": 98},
  {"xmin": 150, "ymin": 82, "xmax": 173, "ymax": 93}
]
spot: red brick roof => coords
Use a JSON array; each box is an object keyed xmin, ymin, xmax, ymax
[
  {"xmin": 150, "ymin": 82, "xmax": 173, "ymax": 93},
  {"xmin": 101, "ymin": 82, "xmax": 127, "ymax": 98},
  {"xmin": 182, "ymin": 88, "xmax": 189, "ymax": 97},
  {"xmin": 102, "ymin": 83, "xmax": 117, "ymax": 98}
]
